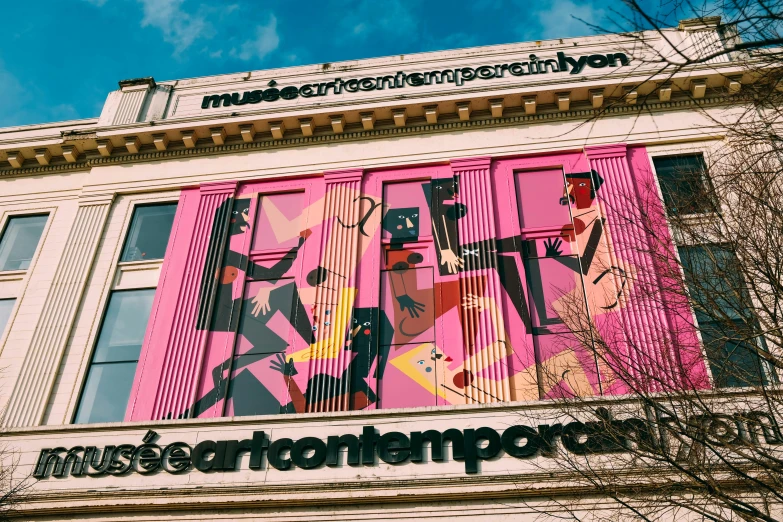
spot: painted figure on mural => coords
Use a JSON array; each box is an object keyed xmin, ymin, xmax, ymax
[
  {"xmin": 185, "ymin": 166, "xmax": 635, "ymax": 418},
  {"xmin": 194, "ymin": 186, "xmax": 400, "ymax": 416},
  {"xmin": 190, "ymin": 196, "xmax": 315, "ymax": 417}
]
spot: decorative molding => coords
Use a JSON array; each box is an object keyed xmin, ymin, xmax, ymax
[
  {"xmin": 34, "ymin": 149, "xmax": 51, "ymax": 166},
  {"xmin": 360, "ymin": 112, "xmax": 376, "ymax": 130},
  {"xmin": 330, "ymin": 115, "xmax": 345, "ymax": 134},
  {"xmin": 584, "ymin": 143, "xmax": 628, "ymax": 159},
  {"xmin": 0, "ymin": 95, "xmax": 742, "ymax": 178},
  {"xmin": 152, "ymin": 133, "xmax": 170, "ymax": 151},
  {"xmin": 488, "ymin": 99, "xmax": 504, "ymax": 118},
  {"xmin": 6, "ymin": 151, "xmax": 24, "ymax": 169},
  {"xmin": 269, "ymin": 121, "xmax": 285, "ymax": 140},
  {"xmin": 124, "ymin": 136, "xmax": 141, "ymax": 154},
  {"xmin": 423, "ymin": 104, "xmax": 439, "ymax": 124},
  {"xmin": 589, "ymin": 89, "xmax": 604, "ymax": 108},
  {"xmin": 323, "ymin": 168, "xmax": 364, "ymax": 184},
  {"xmin": 96, "ymin": 140, "xmax": 113, "ymax": 157},
  {"xmin": 392, "ymin": 108, "xmax": 407, "ymax": 127},
  {"xmin": 238, "ymin": 124, "xmax": 256, "ymax": 143},
  {"xmin": 523, "ymin": 95, "xmax": 537, "ymax": 114},
  {"xmin": 456, "ymin": 102, "xmax": 471, "ymax": 121},
  {"xmin": 450, "ymin": 156, "xmax": 492, "ymax": 172},
  {"xmin": 556, "ymin": 92, "xmax": 571, "ymax": 112}
]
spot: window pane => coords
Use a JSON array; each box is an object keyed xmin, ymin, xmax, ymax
[
  {"xmin": 653, "ymin": 155, "xmax": 712, "ymax": 214},
  {"xmin": 701, "ymin": 319, "xmax": 767, "ymax": 388},
  {"xmin": 73, "ymin": 362, "xmax": 138, "ymax": 424},
  {"xmin": 515, "ymin": 169, "xmax": 571, "ymax": 229},
  {"xmin": 92, "ymin": 289, "xmax": 155, "ymax": 363},
  {"xmin": 0, "ymin": 214, "xmax": 48, "ymax": 271},
  {"xmin": 0, "ymin": 299, "xmax": 14, "ymax": 334},
  {"xmin": 679, "ymin": 244, "xmax": 769, "ymax": 387},
  {"xmin": 120, "ymin": 204, "xmax": 177, "ymax": 262}
]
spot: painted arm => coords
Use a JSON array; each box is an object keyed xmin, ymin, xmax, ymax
[{"xmin": 270, "ymin": 353, "xmax": 306, "ymax": 414}]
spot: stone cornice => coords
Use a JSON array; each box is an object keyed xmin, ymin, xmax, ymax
[{"xmin": 0, "ymin": 94, "xmax": 740, "ymax": 179}]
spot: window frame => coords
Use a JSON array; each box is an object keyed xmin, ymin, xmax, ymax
[
  {"xmin": 64, "ymin": 194, "xmax": 179, "ymax": 425},
  {"xmin": 0, "ymin": 211, "xmax": 50, "ymax": 273},
  {"xmin": 676, "ymin": 242, "xmax": 775, "ymax": 388},
  {"xmin": 650, "ymin": 152, "xmax": 717, "ymax": 217},
  {"xmin": 72, "ymin": 286, "xmax": 157, "ymax": 424},
  {"xmin": 118, "ymin": 202, "xmax": 179, "ymax": 263}
]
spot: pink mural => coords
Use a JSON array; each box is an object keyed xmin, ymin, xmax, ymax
[{"xmin": 126, "ymin": 145, "xmax": 709, "ymax": 422}]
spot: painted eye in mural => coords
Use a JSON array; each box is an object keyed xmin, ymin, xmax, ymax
[
  {"xmin": 431, "ymin": 348, "xmax": 436, "ymax": 354},
  {"xmin": 398, "ymin": 215, "xmax": 405, "ymax": 219},
  {"xmin": 579, "ymin": 182, "xmax": 587, "ymax": 187},
  {"xmin": 232, "ymin": 210, "xmax": 238, "ymax": 214},
  {"xmin": 417, "ymin": 360, "xmax": 425, "ymax": 365},
  {"xmin": 412, "ymin": 213, "xmax": 418, "ymax": 217},
  {"xmin": 363, "ymin": 321, "xmax": 371, "ymax": 326},
  {"xmin": 243, "ymin": 208, "xmax": 249, "ymax": 213}
]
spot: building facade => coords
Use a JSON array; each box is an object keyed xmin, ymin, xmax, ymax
[{"xmin": 0, "ymin": 18, "xmax": 770, "ymax": 520}]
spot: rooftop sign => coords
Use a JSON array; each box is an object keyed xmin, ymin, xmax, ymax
[{"xmin": 200, "ymin": 51, "xmax": 630, "ymax": 109}]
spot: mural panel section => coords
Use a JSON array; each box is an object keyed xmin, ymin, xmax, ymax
[{"xmin": 128, "ymin": 145, "xmax": 708, "ymax": 422}]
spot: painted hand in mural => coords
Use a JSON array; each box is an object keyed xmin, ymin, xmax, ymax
[
  {"xmin": 396, "ymin": 294, "xmax": 426, "ymax": 318},
  {"xmin": 543, "ymin": 237, "xmax": 564, "ymax": 257},
  {"xmin": 250, "ymin": 286, "xmax": 272, "ymax": 317},
  {"xmin": 270, "ymin": 353, "xmax": 298, "ymax": 377},
  {"xmin": 439, "ymin": 249, "xmax": 464, "ymax": 274}
]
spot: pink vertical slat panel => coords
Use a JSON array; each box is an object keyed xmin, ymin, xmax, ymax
[
  {"xmin": 306, "ymin": 169, "xmax": 364, "ymax": 412},
  {"xmin": 127, "ymin": 181, "xmax": 237, "ymax": 421},
  {"xmin": 584, "ymin": 145, "xmax": 708, "ymax": 393},
  {"xmin": 451, "ymin": 157, "xmax": 511, "ymax": 404}
]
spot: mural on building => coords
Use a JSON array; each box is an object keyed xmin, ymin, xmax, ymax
[{"xmin": 127, "ymin": 147, "xmax": 709, "ymax": 422}]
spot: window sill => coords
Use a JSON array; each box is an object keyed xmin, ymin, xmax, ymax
[
  {"xmin": 0, "ymin": 269, "xmax": 26, "ymax": 282},
  {"xmin": 113, "ymin": 260, "xmax": 163, "ymax": 290}
]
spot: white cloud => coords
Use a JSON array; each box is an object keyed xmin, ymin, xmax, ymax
[
  {"xmin": 237, "ymin": 15, "xmax": 280, "ymax": 61},
  {"xmin": 82, "ymin": 0, "xmax": 109, "ymax": 6},
  {"xmin": 137, "ymin": 0, "xmax": 210, "ymax": 55},
  {"xmin": 533, "ymin": 0, "xmax": 605, "ymax": 40},
  {"xmin": 340, "ymin": 0, "xmax": 418, "ymax": 41}
]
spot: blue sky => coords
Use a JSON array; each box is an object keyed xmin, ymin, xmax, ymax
[{"xmin": 0, "ymin": 0, "xmax": 669, "ymax": 127}]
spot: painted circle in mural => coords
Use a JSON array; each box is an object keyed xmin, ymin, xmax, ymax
[
  {"xmin": 221, "ymin": 267, "xmax": 238, "ymax": 284},
  {"xmin": 407, "ymin": 252, "xmax": 423, "ymax": 264},
  {"xmin": 453, "ymin": 370, "xmax": 474, "ymax": 389}
]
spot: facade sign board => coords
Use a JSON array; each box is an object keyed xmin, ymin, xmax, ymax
[{"xmin": 199, "ymin": 52, "xmax": 631, "ymax": 109}]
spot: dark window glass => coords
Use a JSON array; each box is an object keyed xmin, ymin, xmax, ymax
[
  {"xmin": 653, "ymin": 155, "xmax": 713, "ymax": 214},
  {"xmin": 0, "ymin": 298, "xmax": 14, "ymax": 334},
  {"xmin": 0, "ymin": 214, "xmax": 48, "ymax": 271},
  {"xmin": 120, "ymin": 204, "xmax": 177, "ymax": 262},
  {"xmin": 679, "ymin": 244, "xmax": 770, "ymax": 388},
  {"xmin": 74, "ymin": 288, "xmax": 155, "ymax": 424}
]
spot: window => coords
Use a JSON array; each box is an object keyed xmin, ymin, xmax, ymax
[
  {"xmin": 120, "ymin": 204, "xmax": 177, "ymax": 262},
  {"xmin": 653, "ymin": 154, "xmax": 713, "ymax": 214},
  {"xmin": 74, "ymin": 288, "xmax": 155, "ymax": 424},
  {"xmin": 679, "ymin": 244, "xmax": 771, "ymax": 387},
  {"xmin": 0, "ymin": 214, "xmax": 48, "ymax": 271},
  {"xmin": 0, "ymin": 299, "xmax": 14, "ymax": 335}
]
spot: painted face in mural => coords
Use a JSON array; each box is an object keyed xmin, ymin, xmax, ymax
[
  {"xmin": 562, "ymin": 171, "xmax": 604, "ymax": 210},
  {"xmin": 229, "ymin": 198, "xmax": 251, "ymax": 234},
  {"xmin": 383, "ymin": 207, "xmax": 420, "ymax": 242}
]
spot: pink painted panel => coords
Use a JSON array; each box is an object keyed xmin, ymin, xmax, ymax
[{"xmin": 127, "ymin": 146, "xmax": 711, "ymax": 422}]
